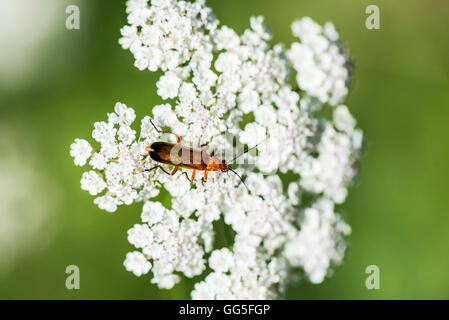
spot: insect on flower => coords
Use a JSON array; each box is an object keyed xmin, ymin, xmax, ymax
[{"xmin": 144, "ymin": 119, "xmax": 267, "ymax": 191}]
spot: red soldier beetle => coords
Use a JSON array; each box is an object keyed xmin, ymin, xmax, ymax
[{"xmin": 144, "ymin": 119, "xmax": 268, "ymax": 191}]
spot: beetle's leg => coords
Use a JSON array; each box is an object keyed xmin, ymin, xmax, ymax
[
  {"xmin": 202, "ymin": 170, "xmax": 208, "ymax": 185},
  {"xmin": 149, "ymin": 118, "xmax": 181, "ymax": 144},
  {"xmin": 145, "ymin": 165, "xmax": 171, "ymax": 175},
  {"xmin": 191, "ymin": 169, "xmax": 196, "ymax": 183},
  {"xmin": 182, "ymin": 172, "xmax": 192, "ymax": 183},
  {"xmin": 170, "ymin": 166, "xmax": 178, "ymax": 175},
  {"xmin": 200, "ymin": 143, "xmax": 209, "ymax": 151}
]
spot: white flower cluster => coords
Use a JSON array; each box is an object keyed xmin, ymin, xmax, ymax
[
  {"xmin": 70, "ymin": 0, "xmax": 364, "ymax": 299},
  {"xmin": 70, "ymin": 102, "xmax": 162, "ymax": 213},
  {"xmin": 297, "ymin": 105, "xmax": 363, "ymax": 204},
  {"xmin": 287, "ymin": 17, "xmax": 351, "ymax": 106},
  {"xmin": 192, "ymin": 246, "xmax": 288, "ymax": 299},
  {"xmin": 284, "ymin": 198, "xmax": 351, "ymax": 283}
]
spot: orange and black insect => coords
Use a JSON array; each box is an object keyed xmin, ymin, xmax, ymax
[{"xmin": 144, "ymin": 120, "xmax": 265, "ymax": 190}]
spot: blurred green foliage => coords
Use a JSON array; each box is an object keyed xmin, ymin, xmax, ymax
[{"xmin": 0, "ymin": 0, "xmax": 448, "ymax": 299}]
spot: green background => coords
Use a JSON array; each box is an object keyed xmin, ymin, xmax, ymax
[{"xmin": 0, "ymin": 0, "xmax": 448, "ymax": 299}]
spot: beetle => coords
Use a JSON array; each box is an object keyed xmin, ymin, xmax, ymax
[{"xmin": 144, "ymin": 119, "xmax": 265, "ymax": 190}]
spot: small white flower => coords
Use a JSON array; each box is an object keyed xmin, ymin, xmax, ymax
[
  {"xmin": 128, "ymin": 224, "xmax": 153, "ymax": 248},
  {"xmin": 100, "ymin": 142, "xmax": 119, "ymax": 159},
  {"xmin": 209, "ymin": 248, "xmax": 234, "ymax": 273},
  {"xmin": 89, "ymin": 152, "xmax": 108, "ymax": 170},
  {"xmin": 239, "ymin": 123, "xmax": 266, "ymax": 148},
  {"xmin": 334, "ymin": 105, "xmax": 356, "ymax": 133},
  {"xmin": 287, "ymin": 43, "xmax": 314, "ymax": 70},
  {"xmin": 124, "ymin": 251, "xmax": 152, "ymax": 276},
  {"xmin": 140, "ymin": 116, "xmax": 159, "ymax": 140},
  {"xmin": 119, "ymin": 25, "xmax": 141, "ymax": 53},
  {"xmin": 109, "ymin": 102, "xmax": 136, "ymax": 127},
  {"xmin": 215, "ymin": 52, "xmax": 241, "ymax": 73},
  {"xmin": 152, "ymin": 103, "xmax": 182, "ymax": 131},
  {"xmin": 250, "ymin": 16, "xmax": 271, "ymax": 40},
  {"xmin": 238, "ymin": 87, "xmax": 260, "ymax": 114},
  {"xmin": 126, "ymin": 0, "xmax": 147, "ymax": 14},
  {"xmin": 254, "ymin": 105, "xmax": 277, "ymax": 127},
  {"xmin": 214, "ymin": 26, "xmax": 240, "ymax": 51},
  {"xmin": 134, "ymin": 46, "xmax": 163, "ymax": 71},
  {"xmin": 152, "ymin": 274, "xmax": 180, "ymax": 289},
  {"xmin": 192, "ymin": 68, "xmax": 218, "ymax": 91},
  {"xmin": 92, "ymin": 121, "xmax": 116, "ymax": 144},
  {"xmin": 141, "ymin": 201, "xmax": 167, "ymax": 225},
  {"xmin": 156, "ymin": 72, "xmax": 182, "ymax": 99},
  {"xmin": 178, "ymin": 83, "xmax": 197, "ymax": 103},
  {"xmin": 70, "ymin": 139, "xmax": 92, "ymax": 166},
  {"xmin": 80, "ymin": 171, "xmax": 106, "ymax": 196},
  {"xmin": 117, "ymin": 126, "xmax": 136, "ymax": 145},
  {"xmin": 324, "ymin": 22, "xmax": 339, "ymax": 41},
  {"xmin": 191, "ymin": 282, "xmax": 215, "ymax": 300},
  {"xmin": 94, "ymin": 195, "xmax": 117, "ymax": 213},
  {"xmin": 291, "ymin": 17, "xmax": 322, "ymax": 38}
]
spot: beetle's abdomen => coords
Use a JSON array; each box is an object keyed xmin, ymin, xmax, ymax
[{"xmin": 149, "ymin": 141, "xmax": 207, "ymax": 170}]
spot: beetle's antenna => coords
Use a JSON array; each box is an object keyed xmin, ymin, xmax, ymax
[
  {"xmin": 149, "ymin": 118, "xmax": 182, "ymax": 144},
  {"xmin": 228, "ymin": 167, "xmax": 250, "ymax": 193},
  {"xmin": 230, "ymin": 135, "xmax": 270, "ymax": 164},
  {"xmin": 149, "ymin": 118, "xmax": 160, "ymax": 132}
]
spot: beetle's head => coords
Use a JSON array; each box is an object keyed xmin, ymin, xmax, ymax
[{"xmin": 217, "ymin": 159, "xmax": 228, "ymax": 172}]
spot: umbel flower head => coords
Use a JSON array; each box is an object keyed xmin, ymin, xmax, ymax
[{"xmin": 70, "ymin": 0, "xmax": 363, "ymax": 299}]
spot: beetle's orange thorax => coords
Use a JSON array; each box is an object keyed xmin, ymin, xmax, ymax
[{"xmin": 206, "ymin": 156, "xmax": 227, "ymax": 171}]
